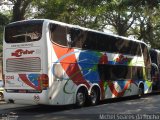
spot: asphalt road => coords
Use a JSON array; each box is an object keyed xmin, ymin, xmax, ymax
[{"xmin": 0, "ymin": 93, "xmax": 160, "ymax": 120}]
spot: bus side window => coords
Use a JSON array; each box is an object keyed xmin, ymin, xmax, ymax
[
  {"xmin": 141, "ymin": 43, "xmax": 152, "ymax": 80},
  {"xmin": 132, "ymin": 67, "xmax": 143, "ymax": 80},
  {"xmin": 157, "ymin": 52, "xmax": 160, "ymax": 68},
  {"xmin": 50, "ymin": 24, "xmax": 67, "ymax": 46},
  {"xmin": 141, "ymin": 44, "xmax": 151, "ymax": 66},
  {"xmin": 82, "ymin": 31, "xmax": 97, "ymax": 50},
  {"xmin": 70, "ymin": 29, "xmax": 87, "ymax": 48},
  {"xmin": 98, "ymin": 65, "xmax": 111, "ymax": 81},
  {"xmin": 98, "ymin": 65, "xmax": 131, "ymax": 81}
]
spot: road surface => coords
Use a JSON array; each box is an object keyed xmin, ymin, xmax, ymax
[{"xmin": 0, "ymin": 94, "xmax": 160, "ymax": 120}]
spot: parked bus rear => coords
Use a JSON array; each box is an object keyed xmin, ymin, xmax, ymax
[
  {"xmin": 3, "ymin": 19, "xmax": 153, "ymax": 106},
  {"xmin": 3, "ymin": 20, "xmax": 49, "ymax": 104}
]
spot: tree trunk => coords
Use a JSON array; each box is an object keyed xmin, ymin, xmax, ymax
[{"xmin": 11, "ymin": 0, "xmax": 32, "ymax": 22}]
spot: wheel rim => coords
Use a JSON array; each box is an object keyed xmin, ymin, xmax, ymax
[
  {"xmin": 91, "ymin": 89, "xmax": 97, "ymax": 104},
  {"xmin": 138, "ymin": 87, "xmax": 143, "ymax": 97},
  {"xmin": 77, "ymin": 92, "xmax": 85, "ymax": 106},
  {"xmin": 0, "ymin": 93, "xmax": 3, "ymax": 100},
  {"xmin": 138, "ymin": 88, "xmax": 142, "ymax": 97}
]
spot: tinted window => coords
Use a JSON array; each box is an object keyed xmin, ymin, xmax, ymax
[
  {"xmin": 50, "ymin": 24, "xmax": 68, "ymax": 46},
  {"xmin": 150, "ymin": 49, "xmax": 157, "ymax": 64},
  {"xmin": 5, "ymin": 20, "xmax": 43, "ymax": 43},
  {"xmin": 132, "ymin": 67, "xmax": 144, "ymax": 79},
  {"xmin": 70, "ymin": 29, "xmax": 141, "ymax": 56},
  {"xmin": 98, "ymin": 64, "xmax": 131, "ymax": 80},
  {"xmin": 157, "ymin": 52, "xmax": 160, "ymax": 66},
  {"xmin": 130, "ymin": 42, "xmax": 141, "ymax": 56},
  {"xmin": 105, "ymin": 37, "xmax": 141, "ymax": 56},
  {"xmin": 99, "ymin": 65, "xmax": 144, "ymax": 81},
  {"xmin": 141, "ymin": 43, "xmax": 151, "ymax": 66},
  {"xmin": 97, "ymin": 34, "xmax": 114, "ymax": 52},
  {"xmin": 49, "ymin": 24, "xmax": 141, "ymax": 56},
  {"xmin": 82, "ymin": 31, "xmax": 97, "ymax": 50},
  {"xmin": 70, "ymin": 28, "xmax": 87, "ymax": 48}
]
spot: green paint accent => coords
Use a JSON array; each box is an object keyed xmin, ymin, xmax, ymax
[
  {"xmin": 145, "ymin": 80, "xmax": 152, "ymax": 87},
  {"xmin": 142, "ymin": 67, "xmax": 147, "ymax": 80},
  {"xmin": 63, "ymin": 78, "xmax": 74, "ymax": 94},
  {"xmin": 63, "ymin": 66, "xmax": 98, "ymax": 94},
  {"xmin": 63, "ymin": 69, "xmax": 84, "ymax": 94}
]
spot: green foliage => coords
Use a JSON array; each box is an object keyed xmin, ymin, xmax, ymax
[
  {"xmin": 1, "ymin": 0, "xmax": 160, "ymax": 49},
  {"xmin": 0, "ymin": 13, "xmax": 9, "ymax": 26},
  {"xmin": 0, "ymin": 13, "xmax": 10, "ymax": 53},
  {"xmin": 0, "ymin": 13, "xmax": 9, "ymax": 53},
  {"xmin": 34, "ymin": 0, "xmax": 104, "ymax": 29}
]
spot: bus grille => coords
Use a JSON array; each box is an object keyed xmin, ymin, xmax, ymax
[{"xmin": 6, "ymin": 57, "xmax": 41, "ymax": 72}]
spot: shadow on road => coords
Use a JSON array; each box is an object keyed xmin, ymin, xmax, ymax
[{"xmin": 1, "ymin": 92, "xmax": 160, "ymax": 120}]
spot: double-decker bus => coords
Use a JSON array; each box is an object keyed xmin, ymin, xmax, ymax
[{"xmin": 3, "ymin": 19, "xmax": 152, "ymax": 107}]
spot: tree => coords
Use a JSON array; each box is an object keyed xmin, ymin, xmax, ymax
[
  {"xmin": 34, "ymin": 0, "xmax": 103, "ymax": 29},
  {"xmin": 10, "ymin": 0, "xmax": 32, "ymax": 22},
  {"xmin": 128, "ymin": 0, "xmax": 160, "ymax": 48},
  {"xmin": 0, "ymin": 13, "xmax": 10, "ymax": 53},
  {"xmin": 1, "ymin": 0, "xmax": 160, "ymax": 49}
]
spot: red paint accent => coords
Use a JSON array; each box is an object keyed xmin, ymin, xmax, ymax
[
  {"xmin": 11, "ymin": 49, "xmax": 35, "ymax": 57},
  {"xmin": 99, "ymin": 53, "xmax": 108, "ymax": 64},
  {"xmin": 99, "ymin": 80, "xmax": 105, "ymax": 99},
  {"xmin": 52, "ymin": 44, "xmax": 90, "ymax": 88},
  {"xmin": 108, "ymin": 80, "xmax": 133, "ymax": 97},
  {"xmin": 19, "ymin": 74, "xmax": 41, "ymax": 90},
  {"xmin": 115, "ymin": 54, "xmax": 129, "ymax": 64}
]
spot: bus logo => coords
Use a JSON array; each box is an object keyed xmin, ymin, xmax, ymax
[{"xmin": 11, "ymin": 49, "xmax": 35, "ymax": 57}]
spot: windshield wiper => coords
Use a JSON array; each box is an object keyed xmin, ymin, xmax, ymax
[{"xmin": 12, "ymin": 32, "xmax": 41, "ymax": 40}]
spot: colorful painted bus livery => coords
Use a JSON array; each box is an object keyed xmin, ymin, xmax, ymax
[{"xmin": 3, "ymin": 19, "xmax": 152, "ymax": 106}]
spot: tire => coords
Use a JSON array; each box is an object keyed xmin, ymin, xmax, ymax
[
  {"xmin": 75, "ymin": 88, "xmax": 87, "ymax": 107},
  {"xmin": 0, "ymin": 92, "xmax": 4, "ymax": 101},
  {"xmin": 138, "ymin": 84, "xmax": 144, "ymax": 98},
  {"xmin": 90, "ymin": 88, "xmax": 100, "ymax": 106}
]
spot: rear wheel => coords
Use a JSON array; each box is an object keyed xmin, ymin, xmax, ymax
[
  {"xmin": 138, "ymin": 84, "xmax": 144, "ymax": 97},
  {"xmin": 90, "ymin": 88, "xmax": 100, "ymax": 105},
  {"xmin": 76, "ymin": 88, "xmax": 87, "ymax": 107},
  {"xmin": 0, "ymin": 92, "xmax": 4, "ymax": 100}
]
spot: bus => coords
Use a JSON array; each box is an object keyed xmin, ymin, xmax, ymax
[
  {"xmin": 150, "ymin": 49, "xmax": 160, "ymax": 91},
  {"xmin": 3, "ymin": 19, "xmax": 152, "ymax": 107}
]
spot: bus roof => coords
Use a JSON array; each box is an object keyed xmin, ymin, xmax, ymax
[{"xmin": 151, "ymin": 48, "xmax": 160, "ymax": 53}]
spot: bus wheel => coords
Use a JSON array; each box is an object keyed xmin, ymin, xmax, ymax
[
  {"xmin": 138, "ymin": 84, "xmax": 144, "ymax": 97},
  {"xmin": 90, "ymin": 87, "xmax": 100, "ymax": 106},
  {"xmin": 76, "ymin": 88, "xmax": 87, "ymax": 107},
  {"xmin": 0, "ymin": 93, "xmax": 4, "ymax": 100}
]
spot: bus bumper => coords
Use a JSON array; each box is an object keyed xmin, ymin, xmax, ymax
[{"xmin": 3, "ymin": 90, "xmax": 49, "ymax": 105}]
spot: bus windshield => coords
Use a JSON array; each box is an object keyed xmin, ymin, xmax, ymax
[{"xmin": 5, "ymin": 20, "xmax": 43, "ymax": 43}]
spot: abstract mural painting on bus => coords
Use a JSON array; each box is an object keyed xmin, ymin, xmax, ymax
[
  {"xmin": 52, "ymin": 44, "xmax": 152, "ymax": 99},
  {"xmin": 18, "ymin": 74, "xmax": 48, "ymax": 90}
]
